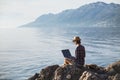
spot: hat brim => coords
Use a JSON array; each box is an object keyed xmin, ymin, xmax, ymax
[
  {"xmin": 72, "ymin": 39, "xmax": 81, "ymax": 42},
  {"xmin": 72, "ymin": 40, "xmax": 76, "ymax": 42}
]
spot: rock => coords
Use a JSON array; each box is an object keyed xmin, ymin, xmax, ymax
[
  {"xmin": 109, "ymin": 74, "xmax": 120, "ymax": 80},
  {"xmin": 84, "ymin": 64, "xmax": 106, "ymax": 74},
  {"xmin": 113, "ymin": 74, "xmax": 120, "ymax": 80},
  {"xmin": 28, "ymin": 73, "xmax": 39, "ymax": 80},
  {"xmin": 28, "ymin": 60, "xmax": 120, "ymax": 80},
  {"xmin": 36, "ymin": 65, "xmax": 59, "ymax": 80},
  {"xmin": 53, "ymin": 65, "xmax": 85, "ymax": 80},
  {"xmin": 66, "ymin": 74, "xmax": 71, "ymax": 79},
  {"xmin": 79, "ymin": 71, "xmax": 102, "ymax": 80},
  {"xmin": 106, "ymin": 60, "xmax": 120, "ymax": 75}
]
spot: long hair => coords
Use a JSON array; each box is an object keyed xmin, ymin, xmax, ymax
[{"xmin": 76, "ymin": 40, "xmax": 81, "ymax": 44}]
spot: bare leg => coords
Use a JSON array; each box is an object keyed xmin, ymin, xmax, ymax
[
  {"xmin": 64, "ymin": 59, "xmax": 69, "ymax": 65},
  {"xmin": 64, "ymin": 58, "xmax": 73, "ymax": 65}
]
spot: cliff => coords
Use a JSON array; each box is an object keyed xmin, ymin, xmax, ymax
[{"xmin": 28, "ymin": 60, "xmax": 120, "ymax": 80}]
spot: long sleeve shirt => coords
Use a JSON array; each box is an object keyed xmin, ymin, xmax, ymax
[{"xmin": 75, "ymin": 45, "xmax": 85, "ymax": 65}]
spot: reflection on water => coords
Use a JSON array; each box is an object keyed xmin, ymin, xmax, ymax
[{"xmin": 0, "ymin": 27, "xmax": 120, "ymax": 80}]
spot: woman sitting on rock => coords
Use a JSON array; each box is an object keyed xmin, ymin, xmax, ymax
[{"xmin": 64, "ymin": 36, "xmax": 86, "ymax": 67}]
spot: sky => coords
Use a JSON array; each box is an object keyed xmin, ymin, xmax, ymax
[{"xmin": 0, "ymin": 0, "xmax": 120, "ymax": 28}]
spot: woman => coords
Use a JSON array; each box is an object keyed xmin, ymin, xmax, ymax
[{"xmin": 64, "ymin": 36, "xmax": 86, "ymax": 66}]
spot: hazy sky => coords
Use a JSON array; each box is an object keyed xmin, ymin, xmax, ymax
[{"xmin": 0, "ymin": 0, "xmax": 120, "ymax": 28}]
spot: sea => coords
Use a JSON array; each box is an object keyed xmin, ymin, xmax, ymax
[{"xmin": 0, "ymin": 27, "xmax": 120, "ymax": 80}]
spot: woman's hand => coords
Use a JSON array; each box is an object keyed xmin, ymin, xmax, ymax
[
  {"xmin": 65, "ymin": 58, "xmax": 75, "ymax": 62},
  {"xmin": 65, "ymin": 58, "xmax": 72, "ymax": 61}
]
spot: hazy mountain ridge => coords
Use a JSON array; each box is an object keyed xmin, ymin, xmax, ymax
[{"xmin": 22, "ymin": 2, "xmax": 120, "ymax": 27}]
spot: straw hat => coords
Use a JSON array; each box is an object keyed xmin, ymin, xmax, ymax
[{"xmin": 72, "ymin": 36, "xmax": 81, "ymax": 42}]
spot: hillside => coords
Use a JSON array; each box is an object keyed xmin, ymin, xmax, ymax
[{"xmin": 22, "ymin": 2, "xmax": 120, "ymax": 27}]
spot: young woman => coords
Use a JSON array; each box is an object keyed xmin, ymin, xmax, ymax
[{"xmin": 64, "ymin": 36, "xmax": 86, "ymax": 66}]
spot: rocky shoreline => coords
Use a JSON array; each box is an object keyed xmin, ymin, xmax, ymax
[{"xmin": 28, "ymin": 60, "xmax": 120, "ymax": 80}]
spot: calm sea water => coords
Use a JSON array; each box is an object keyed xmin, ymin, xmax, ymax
[{"xmin": 0, "ymin": 27, "xmax": 120, "ymax": 80}]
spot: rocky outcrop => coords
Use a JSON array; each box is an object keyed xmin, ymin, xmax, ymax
[
  {"xmin": 54, "ymin": 65, "xmax": 84, "ymax": 80},
  {"xmin": 28, "ymin": 65, "xmax": 59, "ymax": 80},
  {"xmin": 80, "ymin": 71, "xmax": 102, "ymax": 80},
  {"xmin": 28, "ymin": 60, "xmax": 120, "ymax": 80}
]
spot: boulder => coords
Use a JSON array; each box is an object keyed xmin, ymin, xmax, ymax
[
  {"xmin": 36, "ymin": 65, "xmax": 59, "ymax": 80},
  {"xmin": 106, "ymin": 60, "xmax": 120, "ymax": 75},
  {"xmin": 113, "ymin": 74, "xmax": 120, "ymax": 80},
  {"xmin": 53, "ymin": 65, "xmax": 85, "ymax": 80},
  {"xmin": 28, "ymin": 60, "xmax": 120, "ymax": 80},
  {"xmin": 28, "ymin": 73, "xmax": 39, "ymax": 80},
  {"xmin": 79, "ymin": 71, "xmax": 102, "ymax": 80},
  {"xmin": 84, "ymin": 64, "xmax": 106, "ymax": 74}
]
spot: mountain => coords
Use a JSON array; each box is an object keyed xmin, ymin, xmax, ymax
[{"xmin": 22, "ymin": 2, "xmax": 120, "ymax": 27}]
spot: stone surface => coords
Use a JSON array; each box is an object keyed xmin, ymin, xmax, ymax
[
  {"xmin": 106, "ymin": 60, "xmax": 120, "ymax": 75},
  {"xmin": 113, "ymin": 74, "xmax": 120, "ymax": 80},
  {"xmin": 28, "ymin": 60, "xmax": 120, "ymax": 80},
  {"xmin": 79, "ymin": 71, "xmax": 102, "ymax": 80},
  {"xmin": 28, "ymin": 73, "xmax": 39, "ymax": 80},
  {"xmin": 84, "ymin": 64, "xmax": 106, "ymax": 74},
  {"xmin": 53, "ymin": 65, "xmax": 84, "ymax": 80},
  {"xmin": 29, "ymin": 65, "xmax": 59, "ymax": 80}
]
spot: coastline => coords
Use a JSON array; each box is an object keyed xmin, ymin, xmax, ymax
[{"xmin": 28, "ymin": 60, "xmax": 120, "ymax": 80}]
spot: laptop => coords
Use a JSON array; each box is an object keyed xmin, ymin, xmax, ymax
[{"xmin": 61, "ymin": 49, "xmax": 72, "ymax": 59}]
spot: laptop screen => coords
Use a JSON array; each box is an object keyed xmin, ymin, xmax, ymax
[{"xmin": 61, "ymin": 49, "xmax": 72, "ymax": 58}]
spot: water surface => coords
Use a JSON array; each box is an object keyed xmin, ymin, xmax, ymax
[{"xmin": 0, "ymin": 27, "xmax": 120, "ymax": 80}]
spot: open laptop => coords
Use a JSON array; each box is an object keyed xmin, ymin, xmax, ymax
[{"xmin": 61, "ymin": 49, "xmax": 72, "ymax": 59}]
